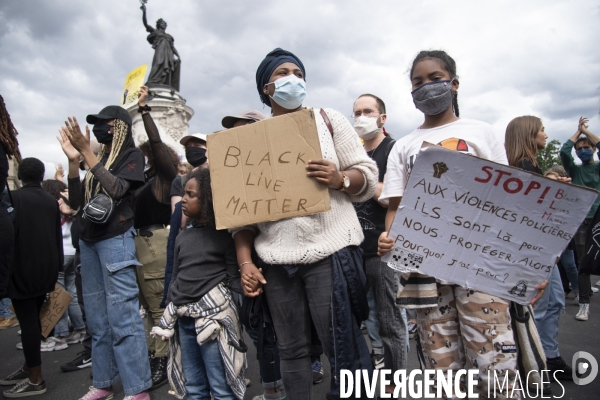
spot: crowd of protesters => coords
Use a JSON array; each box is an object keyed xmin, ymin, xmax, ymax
[{"xmin": 0, "ymin": 47, "xmax": 599, "ymax": 400}]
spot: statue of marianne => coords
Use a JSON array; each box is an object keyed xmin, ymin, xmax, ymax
[{"xmin": 141, "ymin": 3, "xmax": 181, "ymax": 91}]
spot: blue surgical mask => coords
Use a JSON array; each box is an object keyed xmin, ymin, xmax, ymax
[
  {"xmin": 268, "ymin": 74, "xmax": 306, "ymax": 110},
  {"xmin": 576, "ymin": 148, "xmax": 594, "ymax": 163}
]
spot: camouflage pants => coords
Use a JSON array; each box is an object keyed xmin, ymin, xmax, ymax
[{"xmin": 416, "ymin": 284, "xmax": 521, "ymax": 399}]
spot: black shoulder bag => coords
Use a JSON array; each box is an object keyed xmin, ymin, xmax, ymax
[{"xmin": 83, "ymin": 193, "xmax": 120, "ymax": 224}]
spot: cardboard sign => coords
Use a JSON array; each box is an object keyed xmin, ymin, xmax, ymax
[
  {"xmin": 382, "ymin": 145, "xmax": 598, "ymax": 305},
  {"xmin": 120, "ymin": 65, "xmax": 148, "ymax": 109},
  {"xmin": 208, "ymin": 109, "xmax": 331, "ymax": 229},
  {"xmin": 39, "ymin": 284, "xmax": 74, "ymax": 338}
]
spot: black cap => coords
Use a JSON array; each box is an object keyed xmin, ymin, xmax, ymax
[{"xmin": 86, "ymin": 105, "xmax": 132, "ymax": 126}]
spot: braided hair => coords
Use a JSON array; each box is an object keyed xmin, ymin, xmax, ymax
[
  {"xmin": 0, "ymin": 94, "xmax": 22, "ymax": 162},
  {"xmin": 410, "ymin": 50, "xmax": 460, "ymax": 117},
  {"xmin": 84, "ymin": 119, "xmax": 134, "ymax": 203}
]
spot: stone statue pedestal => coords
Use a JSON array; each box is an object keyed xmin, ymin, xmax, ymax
[{"xmin": 126, "ymin": 85, "xmax": 194, "ymax": 154}]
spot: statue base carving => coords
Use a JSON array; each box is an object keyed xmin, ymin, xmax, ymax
[{"xmin": 126, "ymin": 86, "xmax": 194, "ymax": 154}]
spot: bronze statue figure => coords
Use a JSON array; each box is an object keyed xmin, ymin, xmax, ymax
[{"xmin": 141, "ymin": 3, "xmax": 181, "ymax": 91}]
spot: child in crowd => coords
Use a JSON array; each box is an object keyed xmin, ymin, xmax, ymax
[
  {"xmin": 152, "ymin": 168, "xmax": 247, "ymax": 400},
  {"xmin": 378, "ymin": 50, "xmax": 546, "ymax": 398}
]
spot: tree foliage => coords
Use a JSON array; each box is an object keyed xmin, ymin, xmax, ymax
[{"xmin": 536, "ymin": 139, "xmax": 562, "ymax": 173}]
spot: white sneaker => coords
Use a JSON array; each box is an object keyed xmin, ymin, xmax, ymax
[
  {"xmin": 575, "ymin": 303, "xmax": 589, "ymax": 321},
  {"xmin": 592, "ymin": 287, "xmax": 599, "ymax": 294},
  {"xmin": 595, "ymin": 279, "xmax": 600, "ymax": 287},
  {"xmin": 66, "ymin": 331, "xmax": 87, "ymax": 344},
  {"xmin": 41, "ymin": 337, "xmax": 68, "ymax": 352}
]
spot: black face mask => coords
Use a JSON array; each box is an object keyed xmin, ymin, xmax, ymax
[
  {"xmin": 92, "ymin": 123, "xmax": 113, "ymax": 144},
  {"xmin": 186, "ymin": 147, "xmax": 207, "ymax": 167}
]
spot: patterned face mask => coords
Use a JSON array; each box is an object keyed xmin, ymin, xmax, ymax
[{"xmin": 411, "ymin": 79, "xmax": 454, "ymax": 116}]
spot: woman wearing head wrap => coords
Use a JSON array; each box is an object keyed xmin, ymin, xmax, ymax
[
  {"xmin": 236, "ymin": 48, "xmax": 378, "ymax": 399},
  {"xmin": 57, "ymin": 108, "xmax": 152, "ymax": 400}
]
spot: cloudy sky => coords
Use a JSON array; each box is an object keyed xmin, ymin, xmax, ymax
[{"xmin": 1, "ymin": 0, "xmax": 599, "ymax": 174}]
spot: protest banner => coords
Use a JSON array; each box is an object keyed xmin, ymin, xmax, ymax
[
  {"xmin": 39, "ymin": 284, "xmax": 73, "ymax": 338},
  {"xmin": 208, "ymin": 108, "xmax": 331, "ymax": 229},
  {"xmin": 120, "ymin": 65, "xmax": 148, "ymax": 109},
  {"xmin": 382, "ymin": 145, "xmax": 598, "ymax": 305}
]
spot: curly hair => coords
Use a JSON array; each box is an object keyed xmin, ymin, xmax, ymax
[
  {"xmin": 42, "ymin": 179, "xmax": 75, "ymax": 220},
  {"xmin": 545, "ymin": 165, "xmax": 568, "ymax": 178},
  {"xmin": 42, "ymin": 179, "xmax": 67, "ymax": 202},
  {"xmin": 18, "ymin": 157, "xmax": 44, "ymax": 183},
  {"xmin": 0, "ymin": 94, "xmax": 22, "ymax": 162},
  {"xmin": 138, "ymin": 141, "xmax": 180, "ymax": 170},
  {"xmin": 187, "ymin": 167, "xmax": 215, "ymax": 227}
]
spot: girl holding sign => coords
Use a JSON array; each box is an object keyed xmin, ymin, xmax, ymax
[
  {"xmin": 236, "ymin": 48, "xmax": 378, "ymax": 399},
  {"xmin": 378, "ymin": 50, "xmax": 546, "ymax": 398}
]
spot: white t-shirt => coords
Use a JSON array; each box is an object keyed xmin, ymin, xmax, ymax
[
  {"xmin": 62, "ymin": 219, "xmax": 76, "ymax": 256},
  {"xmin": 380, "ymin": 118, "xmax": 507, "ymax": 201}
]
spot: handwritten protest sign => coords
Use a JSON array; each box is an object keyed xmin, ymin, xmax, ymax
[
  {"xmin": 382, "ymin": 145, "xmax": 598, "ymax": 305},
  {"xmin": 120, "ymin": 65, "xmax": 148, "ymax": 109},
  {"xmin": 39, "ymin": 284, "xmax": 73, "ymax": 338},
  {"xmin": 208, "ymin": 109, "xmax": 331, "ymax": 229}
]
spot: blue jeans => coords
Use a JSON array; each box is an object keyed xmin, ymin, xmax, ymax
[
  {"xmin": 55, "ymin": 255, "xmax": 85, "ymax": 337},
  {"xmin": 560, "ymin": 249, "xmax": 579, "ymax": 293},
  {"xmin": 364, "ymin": 289, "xmax": 384, "ymax": 355},
  {"xmin": 178, "ymin": 316, "xmax": 236, "ymax": 400},
  {"xmin": 0, "ymin": 298, "xmax": 14, "ymax": 318},
  {"xmin": 79, "ymin": 228, "xmax": 152, "ymax": 396},
  {"xmin": 533, "ymin": 265, "xmax": 565, "ymax": 359}
]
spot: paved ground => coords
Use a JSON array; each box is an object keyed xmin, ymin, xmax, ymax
[{"xmin": 1, "ymin": 280, "xmax": 599, "ymax": 399}]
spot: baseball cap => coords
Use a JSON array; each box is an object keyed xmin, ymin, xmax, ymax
[
  {"xmin": 180, "ymin": 133, "xmax": 208, "ymax": 147},
  {"xmin": 86, "ymin": 105, "xmax": 132, "ymax": 126},
  {"xmin": 221, "ymin": 110, "xmax": 266, "ymax": 129}
]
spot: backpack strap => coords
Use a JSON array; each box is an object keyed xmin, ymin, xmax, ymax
[{"xmin": 320, "ymin": 108, "xmax": 334, "ymax": 137}]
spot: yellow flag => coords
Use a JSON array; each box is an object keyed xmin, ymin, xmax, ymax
[{"xmin": 120, "ymin": 65, "xmax": 148, "ymax": 109}]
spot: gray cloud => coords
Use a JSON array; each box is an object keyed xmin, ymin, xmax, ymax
[{"xmin": 1, "ymin": 0, "xmax": 599, "ymax": 169}]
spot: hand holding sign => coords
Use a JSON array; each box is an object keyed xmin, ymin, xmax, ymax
[{"xmin": 382, "ymin": 146, "xmax": 597, "ymax": 305}]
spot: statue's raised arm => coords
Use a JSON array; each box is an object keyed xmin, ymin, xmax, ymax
[{"xmin": 140, "ymin": 4, "xmax": 154, "ymax": 33}]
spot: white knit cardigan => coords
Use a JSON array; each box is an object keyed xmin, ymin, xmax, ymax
[{"xmin": 233, "ymin": 108, "xmax": 378, "ymax": 265}]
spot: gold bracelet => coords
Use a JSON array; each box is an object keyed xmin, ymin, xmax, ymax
[{"xmin": 239, "ymin": 261, "xmax": 253, "ymax": 268}]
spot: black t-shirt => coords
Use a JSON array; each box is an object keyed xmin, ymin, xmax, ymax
[
  {"xmin": 516, "ymin": 159, "xmax": 543, "ymax": 175},
  {"xmin": 78, "ymin": 148, "xmax": 145, "ymax": 242},
  {"xmin": 170, "ymin": 175, "xmax": 185, "ymax": 198},
  {"xmin": 133, "ymin": 181, "xmax": 172, "ymax": 229},
  {"xmin": 354, "ymin": 135, "xmax": 396, "ymax": 257}
]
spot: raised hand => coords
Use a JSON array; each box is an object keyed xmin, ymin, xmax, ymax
[
  {"xmin": 54, "ymin": 164, "xmax": 65, "ymax": 181},
  {"xmin": 138, "ymin": 85, "xmax": 149, "ymax": 106},
  {"xmin": 57, "ymin": 128, "xmax": 81, "ymax": 162},
  {"xmin": 579, "ymin": 117, "xmax": 590, "ymax": 135},
  {"xmin": 62, "ymin": 117, "xmax": 91, "ymax": 154}
]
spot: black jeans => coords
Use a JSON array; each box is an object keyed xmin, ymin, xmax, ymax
[
  {"xmin": 364, "ymin": 256, "xmax": 407, "ymax": 371},
  {"xmin": 12, "ymin": 295, "xmax": 46, "ymax": 368},
  {"xmin": 574, "ymin": 220, "xmax": 592, "ymax": 304},
  {"xmin": 262, "ymin": 257, "xmax": 332, "ymax": 400}
]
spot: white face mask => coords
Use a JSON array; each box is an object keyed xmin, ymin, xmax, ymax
[{"xmin": 354, "ymin": 116, "xmax": 381, "ymax": 140}]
